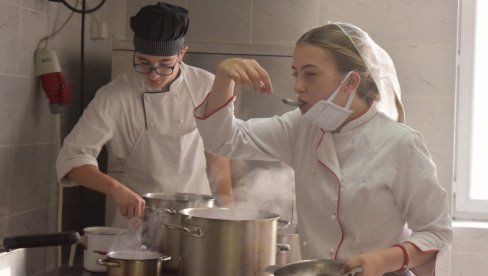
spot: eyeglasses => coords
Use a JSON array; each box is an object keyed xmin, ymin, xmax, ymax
[{"xmin": 133, "ymin": 53, "xmax": 179, "ymax": 76}]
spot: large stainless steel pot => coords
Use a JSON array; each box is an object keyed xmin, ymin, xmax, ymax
[
  {"xmin": 168, "ymin": 207, "xmax": 279, "ymax": 276},
  {"xmin": 96, "ymin": 250, "xmax": 170, "ymax": 276},
  {"xmin": 142, "ymin": 192, "xmax": 215, "ymax": 271}
]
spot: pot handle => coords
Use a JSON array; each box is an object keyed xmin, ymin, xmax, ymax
[
  {"xmin": 160, "ymin": 255, "xmax": 172, "ymax": 262},
  {"xmin": 96, "ymin": 259, "xmax": 120, "ymax": 267},
  {"xmin": 165, "ymin": 223, "xmax": 205, "ymax": 238},
  {"xmin": 276, "ymin": 243, "xmax": 290, "ymax": 253},
  {"xmin": 2, "ymin": 231, "xmax": 80, "ymax": 250},
  {"xmin": 277, "ymin": 219, "xmax": 290, "ymax": 229},
  {"xmin": 145, "ymin": 207, "xmax": 177, "ymax": 216}
]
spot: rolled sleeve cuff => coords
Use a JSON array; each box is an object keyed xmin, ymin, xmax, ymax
[{"xmin": 56, "ymin": 157, "xmax": 98, "ymax": 187}]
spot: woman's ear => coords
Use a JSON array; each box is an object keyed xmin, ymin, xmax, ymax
[{"xmin": 345, "ymin": 71, "xmax": 361, "ymax": 92}]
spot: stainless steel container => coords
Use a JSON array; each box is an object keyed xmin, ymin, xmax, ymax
[
  {"xmin": 169, "ymin": 207, "xmax": 279, "ymax": 276},
  {"xmin": 142, "ymin": 192, "xmax": 215, "ymax": 272},
  {"xmin": 96, "ymin": 250, "xmax": 170, "ymax": 276}
]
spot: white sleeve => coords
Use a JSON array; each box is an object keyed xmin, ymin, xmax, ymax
[
  {"xmin": 56, "ymin": 87, "xmax": 115, "ymax": 186},
  {"xmin": 194, "ymin": 96, "xmax": 300, "ymax": 166},
  {"xmin": 392, "ymin": 131, "xmax": 452, "ymax": 274}
]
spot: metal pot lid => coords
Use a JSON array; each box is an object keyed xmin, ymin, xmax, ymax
[
  {"xmin": 180, "ymin": 207, "xmax": 280, "ymax": 221},
  {"xmin": 107, "ymin": 250, "xmax": 165, "ymax": 260},
  {"xmin": 142, "ymin": 192, "xmax": 215, "ymax": 202}
]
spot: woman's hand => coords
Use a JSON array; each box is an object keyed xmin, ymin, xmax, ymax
[
  {"xmin": 341, "ymin": 251, "xmax": 387, "ymax": 276},
  {"xmin": 108, "ymin": 184, "xmax": 146, "ymax": 219},
  {"xmin": 204, "ymin": 58, "xmax": 274, "ymax": 116},
  {"xmin": 341, "ymin": 246, "xmax": 406, "ymax": 276},
  {"xmin": 216, "ymin": 58, "xmax": 273, "ymax": 94}
]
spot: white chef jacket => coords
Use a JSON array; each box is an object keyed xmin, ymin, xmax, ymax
[
  {"xmin": 194, "ymin": 97, "xmax": 452, "ymax": 275},
  {"xmin": 57, "ymin": 62, "xmax": 213, "ymax": 226}
]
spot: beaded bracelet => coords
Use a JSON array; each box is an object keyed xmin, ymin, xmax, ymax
[{"xmin": 391, "ymin": 243, "xmax": 409, "ymax": 273}]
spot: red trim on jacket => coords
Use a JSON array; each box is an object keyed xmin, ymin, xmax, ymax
[
  {"xmin": 315, "ymin": 131, "xmax": 345, "ymax": 260},
  {"xmin": 193, "ymin": 91, "xmax": 235, "ymax": 120}
]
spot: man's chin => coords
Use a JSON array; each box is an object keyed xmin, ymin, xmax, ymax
[{"xmin": 144, "ymin": 81, "xmax": 164, "ymax": 92}]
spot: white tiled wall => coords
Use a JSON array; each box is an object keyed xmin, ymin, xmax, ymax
[{"xmin": 0, "ymin": 0, "xmax": 116, "ymax": 274}]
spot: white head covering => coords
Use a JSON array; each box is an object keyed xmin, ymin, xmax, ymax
[{"xmin": 332, "ymin": 22, "xmax": 405, "ymax": 123}]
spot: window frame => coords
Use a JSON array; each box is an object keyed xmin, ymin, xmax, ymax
[{"xmin": 454, "ymin": 0, "xmax": 488, "ymax": 220}]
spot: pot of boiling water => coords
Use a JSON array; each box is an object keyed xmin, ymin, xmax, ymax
[
  {"xmin": 142, "ymin": 193, "xmax": 215, "ymax": 272},
  {"xmin": 168, "ymin": 207, "xmax": 279, "ymax": 276}
]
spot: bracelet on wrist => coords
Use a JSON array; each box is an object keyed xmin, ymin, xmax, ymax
[{"xmin": 391, "ymin": 243, "xmax": 409, "ymax": 273}]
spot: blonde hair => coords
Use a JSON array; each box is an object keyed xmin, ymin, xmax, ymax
[{"xmin": 297, "ymin": 24, "xmax": 379, "ymax": 104}]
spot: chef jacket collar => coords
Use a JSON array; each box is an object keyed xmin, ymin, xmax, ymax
[{"xmin": 335, "ymin": 102, "xmax": 378, "ymax": 134}]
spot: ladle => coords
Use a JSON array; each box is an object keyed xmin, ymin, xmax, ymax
[{"xmin": 271, "ymin": 93, "xmax": 303, "ymax": 107}]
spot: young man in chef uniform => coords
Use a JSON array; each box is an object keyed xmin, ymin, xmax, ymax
[{"xmin": 56, "ymin": 2, "xmax": 232, "ymax": 227}]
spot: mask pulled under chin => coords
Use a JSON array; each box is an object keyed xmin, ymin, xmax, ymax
[
  {"xmin": 302, "ymin": 100, "xmax": 353, "ymax": 131},
  {"xmin": 302, "ymin": 71, "xmax": 356, "ymax": 131}
]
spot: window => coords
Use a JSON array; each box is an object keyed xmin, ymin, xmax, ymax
[{"xmin": 455, "ymin": 0, "xmax": 488, "ymax": 220}]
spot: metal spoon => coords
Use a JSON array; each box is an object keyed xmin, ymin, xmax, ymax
[{"xmin": 271, "ymin": 93, "xmax": 304, "ymax": 107}]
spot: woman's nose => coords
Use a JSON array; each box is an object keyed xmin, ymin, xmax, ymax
[{"xmin": 294, "ymin": 79, "xmax": 305, "ymax": 94}]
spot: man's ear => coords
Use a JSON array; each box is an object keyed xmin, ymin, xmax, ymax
[{"xmin": 179, "ymin": 46, "xmax": 189, "ymax": 61}]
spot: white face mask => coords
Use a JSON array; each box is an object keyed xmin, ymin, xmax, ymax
[{"xmin": 302, "ymin": 71, "xmax": 355, "ymax": 131}]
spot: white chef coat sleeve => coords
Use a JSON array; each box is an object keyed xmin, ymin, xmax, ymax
[
  {"xmin": 194, "ymin": 96, "xmax": 300, "ymax": 166},
  {"xmin": 56, "ymin": 87, "xmax": 115, "ymax": 187},
  {"xmin": 392, "ymin": 131, "xmax": 452, "ymax": 252}
]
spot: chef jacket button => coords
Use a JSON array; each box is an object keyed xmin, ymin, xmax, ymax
[
  {"xmin": 302, "ymin": 241, "xmax": 307, "ymax": 247},
  {"xmin": 310, "ymin": 168, "xmax": 316, "ymax": 175},
  {"xmin": 144, "ymin": 96, "xmax": 149, "ymax": 101},
  {"xmin": 331, "ymin": 213, "xmax": 337, "ymax": 220},
  {"xmin": 149, "ymin": 123, "xmax": 155, "ymax": 128},
  {"xmin": 179, "ymin": 119, "xmax": 184, "ymax": 124},
  {"xmin": 329, "ymin": 248, "xmax": 335, "ymax": 254}
]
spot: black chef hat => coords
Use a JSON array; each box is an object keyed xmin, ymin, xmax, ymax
[{"xmin": 130, "ymin": 2, "xmax": 189, "ymax": 56}]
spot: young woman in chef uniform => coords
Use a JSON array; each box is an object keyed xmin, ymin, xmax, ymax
[
  {"xmin": 56, "ymin": 2, "xmax": 233, "ymax": 227},
  {"xmin": 194, "ymin": 23, "xmax": 451, "ymax": 276}
]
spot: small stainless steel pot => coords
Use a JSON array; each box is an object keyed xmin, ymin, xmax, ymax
[{"xmin": 96, "ymin": 250, "xmax": 170, "ymax": 276}]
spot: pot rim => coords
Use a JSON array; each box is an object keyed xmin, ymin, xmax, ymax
[
  {"xmin": 273, "ymin": 259, "xmax": 344, "ymax": 273},
  {"xmin": 180, "ymin": 207, "xmax": 280, "ymax": 221},
  {"xmin": 106, "ymin": 250, "xmax": 169, "ymax": 261},
  {"xmin": 142, "ymin": 192, "xmax": 215, "ymax": 202},
  {"xmin": 83, "ymin": 226, "xmax": 127, "ymax": 236}
]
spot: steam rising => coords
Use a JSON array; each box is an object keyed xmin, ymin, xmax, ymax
[{"xmin": 229, "ymin": 160, "xmax": 296, "ymax": 224}]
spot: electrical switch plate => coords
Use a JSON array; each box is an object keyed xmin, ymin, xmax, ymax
[{"xmin": 91, "ymin": 21, "xmax": 108, "ymax": 40}]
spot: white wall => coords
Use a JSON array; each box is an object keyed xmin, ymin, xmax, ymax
[{"xmin": 0, "ymin": 0, "xmax": 120, "ymax": 274}]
